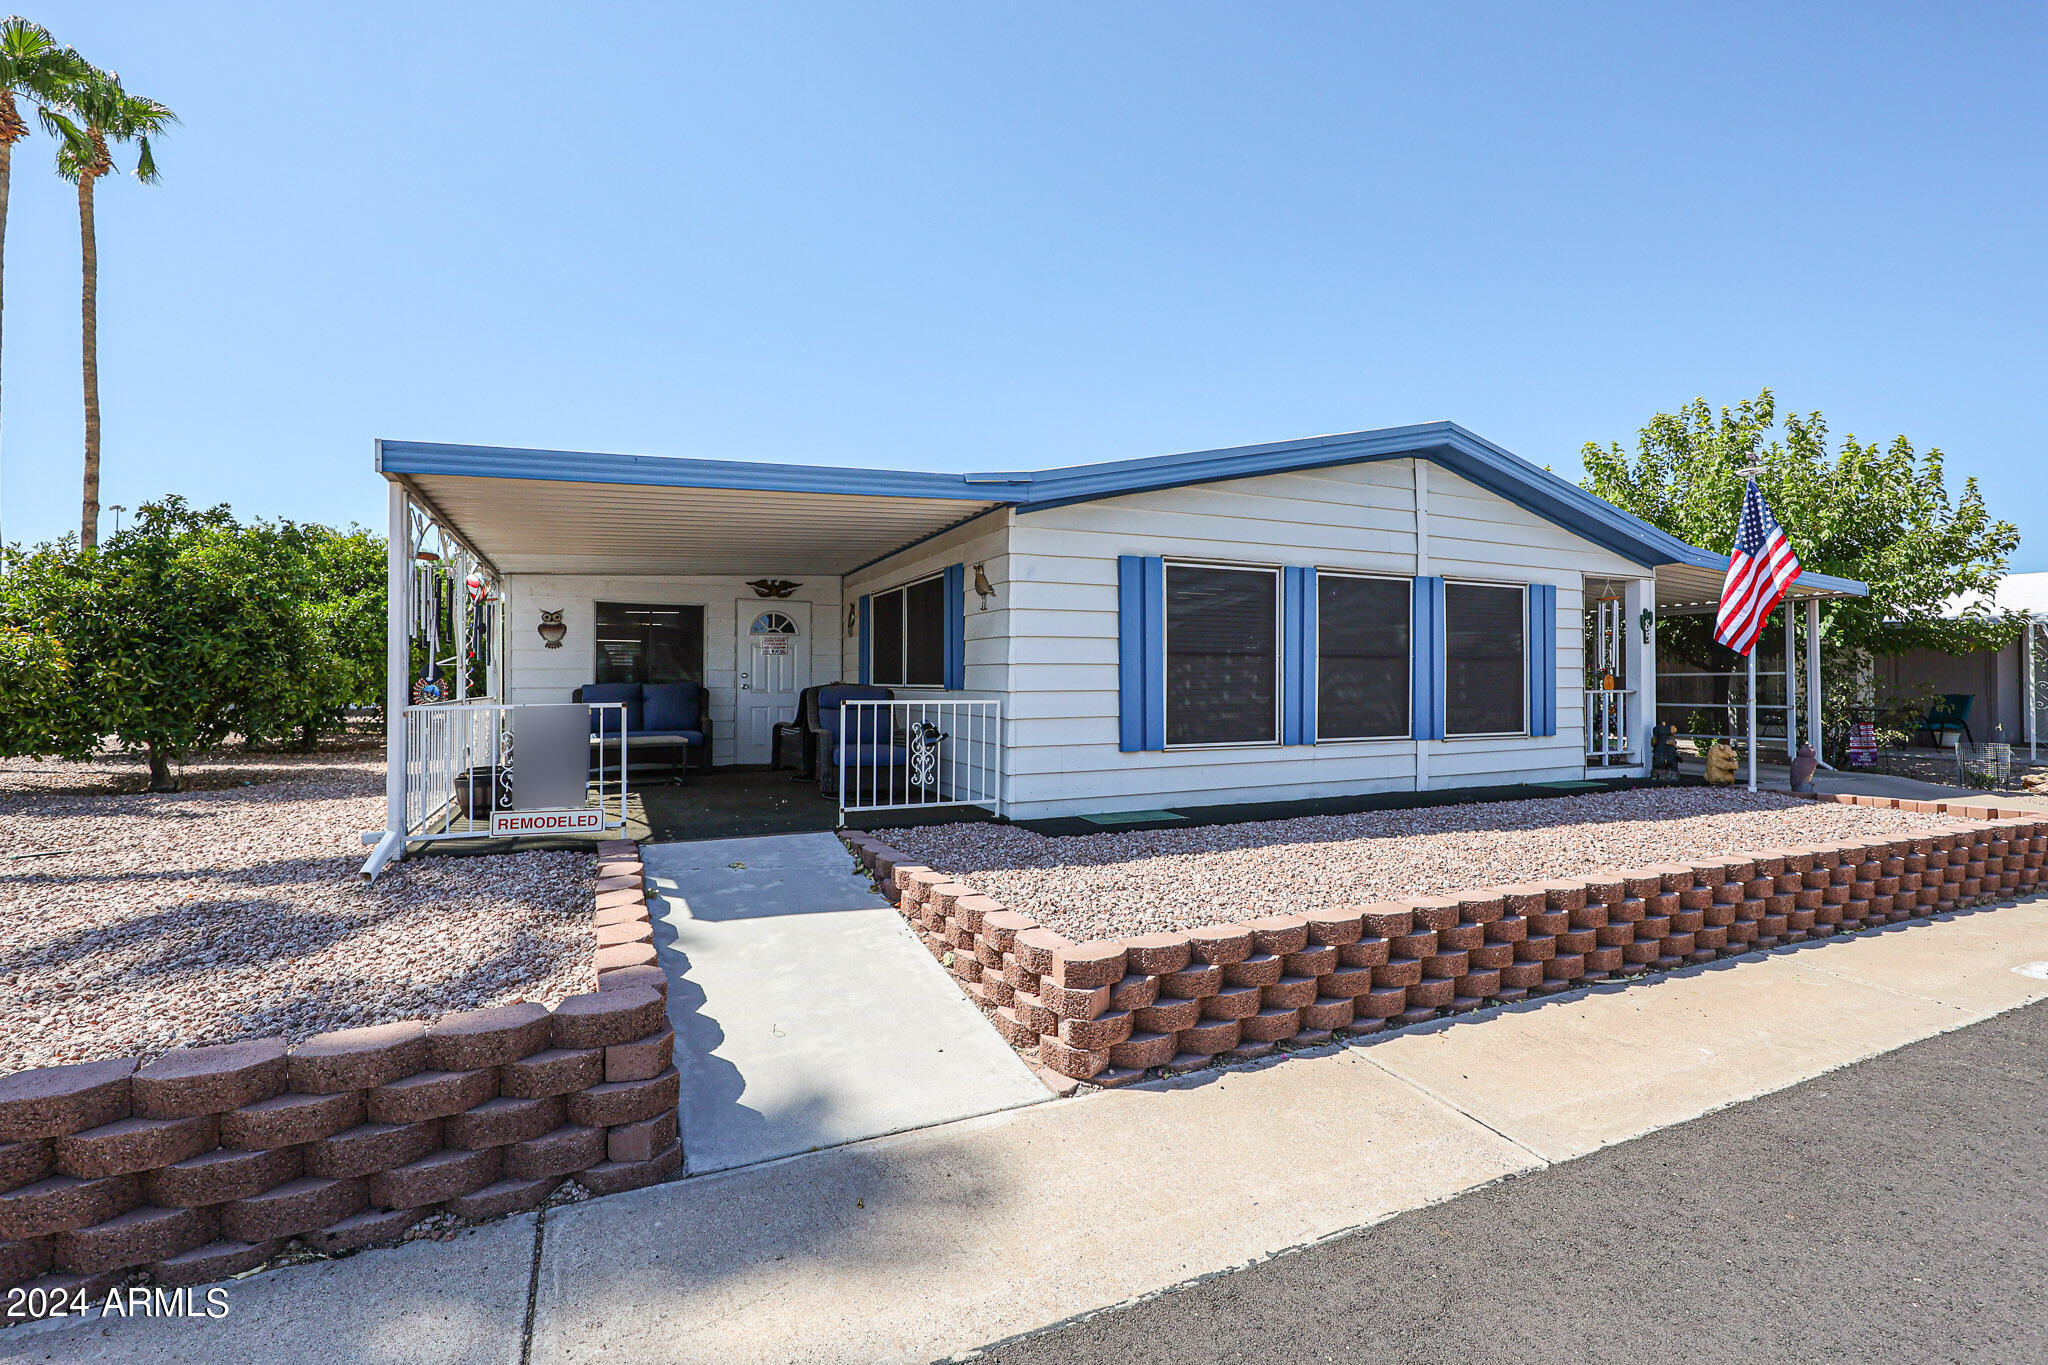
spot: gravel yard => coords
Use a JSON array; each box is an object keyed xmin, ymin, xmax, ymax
[
  {"xmin": 0, "ymin": 746, "xmax": 594, "ymax": 1075},
  {"xmin": 878, "ymin": 788, "xmax": 1955, "ymax": 942}
]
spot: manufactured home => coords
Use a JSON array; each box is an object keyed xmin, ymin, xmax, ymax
[{"xmin": 366, "ymin": 422, "xmax": 1864, "ymax": 869}]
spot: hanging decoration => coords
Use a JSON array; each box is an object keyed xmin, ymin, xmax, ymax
[
  {"xmin": 747, "ymin": 579, "xmax": 801, "ymax": 599},
  {"xmin": 538, "ymin": 610, "xmax": 567, "ymax": 649}
]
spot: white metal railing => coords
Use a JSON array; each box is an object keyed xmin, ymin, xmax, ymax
[
  {"xmin": 835, "ymin": 699, "xmax": 1001, "ymax": 820},
  {"xmin": 399, "ymin": 701, "xmax": 628, "ymax": 844},
  {"xmin": 1656, "ymin": 669, "xmax": 1795, "ymax": 746},
  {"xmin": 1584, "ymin": 687, "xmax": 1635, "ymax": 765}
]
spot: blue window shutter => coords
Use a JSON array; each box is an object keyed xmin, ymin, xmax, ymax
[
  {"xmin": 942, "ymin": 564, "xmax": 967, "ymax": 691},
  {"xmin": 1118, "ymin": 555, "xmax": 1166, "ymax": 751},
  {"xmin": 1282, "ymin": 566, "xmax": 1317, "ymax": 744},
  {"xmin": 857, "ymin": 594, "xmax": 872, "ymax": 684},
  {"xmin": 1411, "ymin": 576, "xmax": 1445, "ymax": 741},
  {"xmin": 1528, "ymin": 583, "xmax": 1557, "ymax": 736}
]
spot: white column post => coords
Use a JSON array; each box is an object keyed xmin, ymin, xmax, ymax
[
  {"xmin": 1746, "ymin": 645, "xmax": 1759, "ymax": 792},
  {"xmin": 2026, "ymin": 616, "xmax": 2037, "ymax": 761},
  {"xmin": 1623, "ymin": 577, "xmax": 1656, "ymax": 773},
  {"xmin": 377, "ymin": 480, "xmax": 411, "ymax": 872},
  {"xmin": 1414, "ymin": 458, "xmax": 1431, "ymax": 792},
  {"xmin": 1805, "ymin": 596, "xmax": 1823, "ymax": 764},
  {"xmin": 1784, "ymin": 605, "xmax": 1797, "ymax": 757}
]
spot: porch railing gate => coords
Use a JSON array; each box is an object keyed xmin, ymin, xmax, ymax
[
  {"xmin": 837, "ymin": 699, "xmax": 1001, "ymax": 822},
  {"xmin": 399, "ymin": 701, "xmax": 629, "ymax": 844}
]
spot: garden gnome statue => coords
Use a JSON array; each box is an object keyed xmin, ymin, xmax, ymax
[
  {"xmin": 1791, "ymin": 742, "xmax": 1819, "ymax": 792},
  {"xmin": 1704, "ymin": 741, "xmax": 1739, "ymax": 785}
]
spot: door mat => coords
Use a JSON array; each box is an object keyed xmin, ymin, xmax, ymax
[{"xmin": 1079, "ymin": 809, "xmax": 1186, "ymax": 826}]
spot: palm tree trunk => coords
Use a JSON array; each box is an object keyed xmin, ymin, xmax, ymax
[
  {"xmin": 0, "ymin": 132, "xmax": 10, "ymax": 557},
  {"xmin": 79, "ymin": 172, "xmax": 100, "ymax": 551}
]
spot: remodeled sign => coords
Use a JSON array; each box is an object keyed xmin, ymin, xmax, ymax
[{"xmin": 491, "ymin": 809, "xmax": 604, "ymax": 835}]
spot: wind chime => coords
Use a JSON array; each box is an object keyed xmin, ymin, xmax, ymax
[{"xmin": 406, "ymin": 507, "xmax": 498, "ymax": 705}]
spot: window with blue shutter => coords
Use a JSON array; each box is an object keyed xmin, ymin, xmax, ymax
[
  {"xmin": 857, "ymin": 594, "xmax": 872, "ymax": 684},
  {"xmin": 1411, "ymin": 576, "xmax": 1446, "ymax": 741},
  {"xmin": 943, "ymin": 564, "xmax": 966, "ymax": 691},
  {"xmin": 1526, "ymin": 583, "xmax": 1557, "ymax": 736},
  {"xmin": 1282, "ymin": 566, "xmax": 1316, "ymax": 744},
  {"xmin": 1117, "ymin": 555, "xmax": 1166, "ymax": 751}
]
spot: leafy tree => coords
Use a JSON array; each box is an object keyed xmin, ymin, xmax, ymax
[
  {"xmin": 1582, "ymin": 390, "xmax": 2022, "ymax": 761},
  {"xmin": 0, "ymin": 499, "xmax": 386, "ymax": 789},
  {"xmin": 41, "ymin": 67, "xmax": 174, "ymax": 549},
  {"xmin": 276, "ymin": 525, "xmax": 386, "ymax": 749}
]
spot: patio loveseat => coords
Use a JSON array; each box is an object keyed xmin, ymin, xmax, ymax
[{"xmin": 573, "ymin": 681, "xmax": 712, "ymax": 776}]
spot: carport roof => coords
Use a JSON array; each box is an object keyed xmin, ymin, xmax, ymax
[{"xmin": 376, "ymin": 422, "xmax": 1869, "ymax": 600}]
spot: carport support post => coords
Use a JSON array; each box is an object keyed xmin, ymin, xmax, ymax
[
  {"xmin": 2027, "ymin": 616, "xmax": 2037, "ymax": 761},
  {"xmin": 1623, "ymin": 576, "xmax": 1657, "ymax": 770},
  {"xmin": 1806, "ymin": 597, "xmax": 1823, "ymax": 764},
  {"xmin": 384, "ymin": 481, "xmax": 409, "ymax": 853},
  {"xmin": 1785, "ymin": 606, "xmax": 1797, "ymax": 758}
]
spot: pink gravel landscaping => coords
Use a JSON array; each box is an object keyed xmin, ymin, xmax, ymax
[
  {"xmin": 876, "ymin": 787, "xmax": 1955, "ymax": 942},
  {"xmin": 0, "ymin": 747, "xmax": 595, "ymax": 1075}
]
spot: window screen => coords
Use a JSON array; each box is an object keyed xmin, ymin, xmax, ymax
[
  {"xmin": 594, "ymin": 602, "xmax": 705, "ymax": 685},
  {"xmin": 871, "ymin": 576, "xmax": 946, "ymax": 687},
  {"xmin": 1166, "ymin": 565, "xmax": 1278, "ymax": 746},
  {"xmin": 1444, "ymin": 583, "xmax": 1525, "ymax": 736},
  {"xmin": 1317, "ymin": 575, "xmax": 1410, "ymax": 739}
]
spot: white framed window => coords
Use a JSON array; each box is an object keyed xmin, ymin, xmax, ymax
[
  {"xmin": 1165, "ymin": 561, "xmax": 1280, "ymax": 747},
  {"xmin": 1444, "ymin": 580, "xmax": 1526, "ymax": 738},
  {"xmin": 1316, "ymin": 572, "xmax": 1410, "ymax": 740},
  {"xmin": 871, "ymin": 574, "xmax": 946, "ymax": 687}
]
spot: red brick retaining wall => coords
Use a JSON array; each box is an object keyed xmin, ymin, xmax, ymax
[
  {"xmin": 847, "ymin": 799, "xmax": 2047, "ymax": 1088},
  {"xmin": 0, "ymin": 840, "xmax": 678, "ymax": 1306}
]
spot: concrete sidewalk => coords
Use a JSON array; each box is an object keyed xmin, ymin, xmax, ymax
[
  {"xmin": 642, "ymin": 834, "xmax": 1047, "ymax": 1174},
  {"xmin": 15, "ymin": 895, "xmax": 2048, "ymax": 1364}
]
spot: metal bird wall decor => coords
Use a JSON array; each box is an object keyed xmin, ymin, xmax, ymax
[
  {"xmin": 972, "ymin": 563, "xmax": 995, "ymax": 610},
  {"xmin": 747, "ymin": 580, "xmax": 800, "ymax": 599}
]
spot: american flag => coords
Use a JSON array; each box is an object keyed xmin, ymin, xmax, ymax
[{"xmin": 1714, "ymin": 478, "xmax": 1801, "ymax": 655}]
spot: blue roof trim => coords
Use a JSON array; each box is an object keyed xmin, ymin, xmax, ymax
[
  {"xmin": 376, "ymin": 439, "xmax": 1021, "ymax": 503},
  {"xmin": 376, "ymin": 425, "xmax": 1867, "ymax": 596}
]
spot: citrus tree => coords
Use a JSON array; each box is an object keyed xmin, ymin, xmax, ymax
[
  {"xmin": 0, "ymin": 499, "xmax": 386, "ymax": 788},
  {"xmin": 1582, "ymin": 390, "xmax": 2022, "ymax": 760}
]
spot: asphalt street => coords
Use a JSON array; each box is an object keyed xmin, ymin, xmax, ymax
[{"xmin": 978, "ymin": 998, "xmax": 2048, "ymax": 1365}]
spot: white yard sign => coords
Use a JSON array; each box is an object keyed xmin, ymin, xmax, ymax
[{"xmin": 491, "ymin": 808, "xmax": 604, "ymax": 836}]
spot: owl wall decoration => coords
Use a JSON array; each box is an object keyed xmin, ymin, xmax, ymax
[{"xmin": 538, "ymin": 610, "xmax": 567, "ymax": 649}]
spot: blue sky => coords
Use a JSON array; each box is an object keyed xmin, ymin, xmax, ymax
[{"xmin": 6, "ymin": 3, "xmax": 2043, "ymax": 564}]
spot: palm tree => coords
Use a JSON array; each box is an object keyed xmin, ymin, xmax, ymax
[
  {"xmin": 0, "ymin": 18, "xmax": 88, "ymax": 549},
  {"xmin": 42, "ymin": 68, "xmax": 173, "ymax": 550}
]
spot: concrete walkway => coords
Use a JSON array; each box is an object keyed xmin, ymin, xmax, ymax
[
  {"xmin": 642, "ymin": 833, "xmax": 1047, "ymax": 1174},
  {"xmin": 15, "ymin": 894, "xmax": 2048, "ymax": 1364}
]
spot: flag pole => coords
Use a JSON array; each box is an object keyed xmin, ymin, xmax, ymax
[
  {"xmin": 1735, "ymin": 463, "xmax": 1766, "ymax": 794},
  {"xmin": 1747, "ymin": 636, "xmax": 1758, "ymax": 792}
]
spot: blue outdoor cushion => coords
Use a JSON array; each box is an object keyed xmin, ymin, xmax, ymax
[
  {"xmin": 642, "ymin": 682, "xmax": 702, "ymax": 733},
  {"xmin": 837, "ymin": 742, "xmax": 907, "ymax": 766},
  {"xmin": 636, "ymin": 729, "xmax": 705, "ymax": 747},
  {"xmin": 581, "ymin": 683, "xmax": 644, "ymax": 735}
]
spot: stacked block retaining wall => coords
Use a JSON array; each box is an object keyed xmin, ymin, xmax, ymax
[
  {"xmin": 847, "ymin": 796, "xmax": 2047, "ymax": 1086},
  {"xmin": 0, "ymin": 840, "xmax": 678, "ymax": 1306}
]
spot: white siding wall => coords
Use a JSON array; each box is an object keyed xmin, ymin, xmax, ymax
[
  {"xmin": 994, "ymin": 459, "xmax": 1645, "ymax": 818},
  {"xmin": 500, "ymin": 573, "xmax": 842, "ymax": 767}
]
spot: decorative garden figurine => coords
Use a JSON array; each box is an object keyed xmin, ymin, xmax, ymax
[
  {"xmin": 1791, "ymin": 742, "xmax": 1819, "ymax": 792},
  {"xmin": 1650, "ymin": 721, "xmax": 1682, "ymax": 780},
  {"xmin": 537, "ymin": 609, "xmax": 567, "ymax": 648},
  {"xmin": 1704, "ymin": 741, "xmax": 1739, "ymax": 785}
]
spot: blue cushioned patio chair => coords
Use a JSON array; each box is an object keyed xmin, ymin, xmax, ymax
[{"xmin": 817, "ymin": 683, "xmax": 901, "ymax": 802}]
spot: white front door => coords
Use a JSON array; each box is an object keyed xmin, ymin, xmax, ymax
[{"xmin": 734, "ymin": 601, "xmax": 810, "ymax": 765}]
